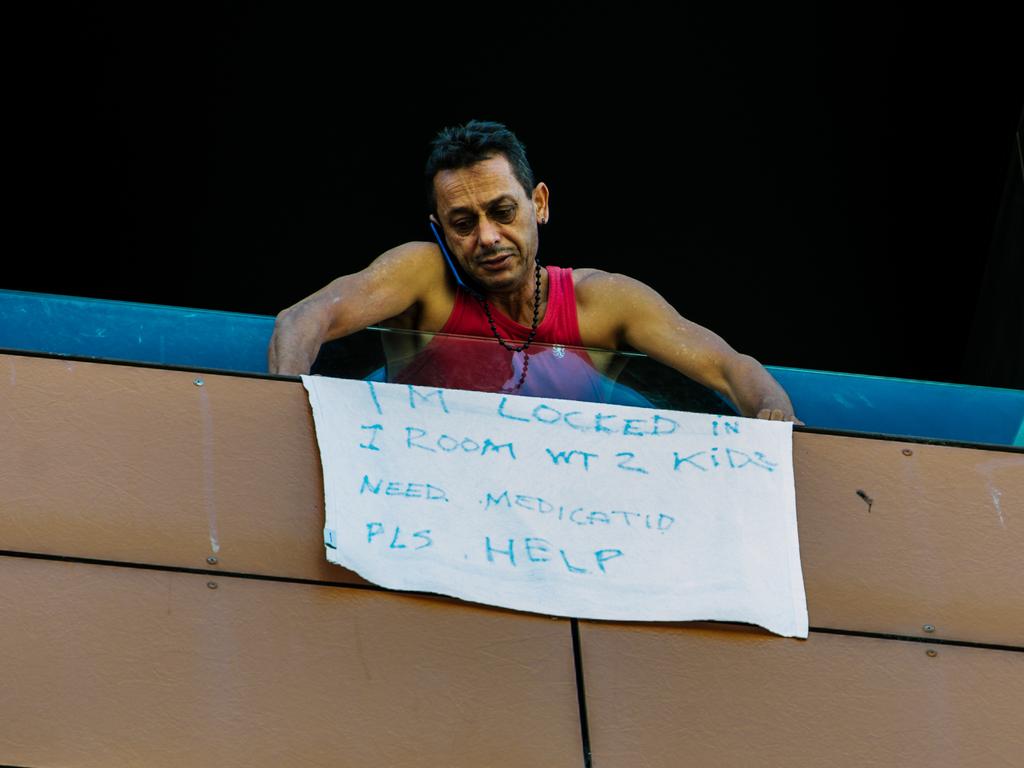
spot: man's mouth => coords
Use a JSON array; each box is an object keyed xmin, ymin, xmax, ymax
[{"xmin": 478, "ymin": 252, "xmax": 515, "ymax": 270}]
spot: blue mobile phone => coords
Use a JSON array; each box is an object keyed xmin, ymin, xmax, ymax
[{"xmin": 429, "ymin": 219, "xmax": 473, "ymax": 292}]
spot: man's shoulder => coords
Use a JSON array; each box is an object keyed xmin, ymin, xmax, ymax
[
  {"xmin": 572, "ymin": 266, "xmax": 665, "ymax": 314},
  {"xmin": 373, "ymin": 242, "xmax": 456, "ymax": 331},
  {"xmin": 382, "ymin": 240, "xmax": 446, "ymax": 267},
  {"xmin": 571, "ymin": 267, "xmax": 645, "ymax": 299},
  {"xmin": 569, "ymin": 268, "xmax": 654, "ymax": 349},
  {"xmin": 569, "ymin": 266, "xmax": 610, "ymax": 292},
  {"xmin": 373, "ymin": 241, "xmax": 453, "ymax": 288}
]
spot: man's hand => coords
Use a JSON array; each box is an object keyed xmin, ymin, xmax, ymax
[
  {"xmin": 756, "ymin": 407, "xmax": 805, "ymax": 425},
  {"xmin": 720, "ymin": 354, "xmax": 802, "ymax": 424},
  {"xmin": 267, "ymin": 304, "xmax": 329, "ymax": 376}
]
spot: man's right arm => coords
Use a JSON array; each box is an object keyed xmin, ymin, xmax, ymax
[{"xmin": 267, "ymin": 242, "xmax": 444, "ymax": 375}]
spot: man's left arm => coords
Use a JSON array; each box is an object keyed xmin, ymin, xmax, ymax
[{"xmin": 579, "ymin": 272, "xmax": 801, "ymax": 422}]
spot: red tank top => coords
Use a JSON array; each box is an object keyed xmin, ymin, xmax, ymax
[
  {"xmin": 392, "ymin": 266, "xmax": 603, "ymax": 398},
  {"xmin": 439, "ymin": 265, "xmax": 583, "ymax": 346}
]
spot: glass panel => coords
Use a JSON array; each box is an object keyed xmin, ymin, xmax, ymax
[
  {"xmin": 3, "ymin": 289, "xmax": 1021, "ymax": 447},
  {"xmin": 311, "ymin": 327, "xmax": 736, "ymax": 415}
]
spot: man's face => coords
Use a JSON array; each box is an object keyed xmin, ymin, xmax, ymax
[{"xmin": 432, "ymin": 154, "xmax": 548, "ymax": 295}]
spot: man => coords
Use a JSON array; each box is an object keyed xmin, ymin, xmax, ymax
[{"xmin": 268, "ymin": 120, "xmax": 800, "ymax": 422}]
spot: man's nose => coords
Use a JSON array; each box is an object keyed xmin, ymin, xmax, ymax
[{"xmin": 477, "ymin": 218, "xmax": 502, "ymax": 248}]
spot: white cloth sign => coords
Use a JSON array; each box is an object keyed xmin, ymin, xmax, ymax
[{"xmin": 303, "ymin": 376, "xmax": 808, "ymax": 638}]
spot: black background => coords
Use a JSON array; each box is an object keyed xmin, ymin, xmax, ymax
[{"xmin": 10, "ymin": 4, "xmax": 1022, "ymax": 385}]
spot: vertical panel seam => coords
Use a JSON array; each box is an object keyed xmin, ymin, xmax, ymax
[{"xmin": 571, "ymin": 618, "xmax": 593, "ymax": 768}]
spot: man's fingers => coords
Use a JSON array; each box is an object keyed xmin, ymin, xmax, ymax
[{"xmin": 757, "ymin": 408, "xmax": 802, "ymax": 424}]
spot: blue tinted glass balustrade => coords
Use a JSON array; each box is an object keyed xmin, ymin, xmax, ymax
[{"xmin": 2, "ymin": 288, "xmax": 1021, "ymax": 447}]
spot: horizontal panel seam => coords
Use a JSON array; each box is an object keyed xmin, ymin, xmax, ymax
[{"xmin": 2, "ymin": 550, "xmax": 1020, "ymax": 653}]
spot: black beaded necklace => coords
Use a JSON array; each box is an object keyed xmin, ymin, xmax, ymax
[{"xmin": 475, "ymin": 258, "xmax": 543, "ymax": 393}]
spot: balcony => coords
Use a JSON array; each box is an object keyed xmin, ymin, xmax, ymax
[{"xmin": 2, "ymin": 289, "xmax": 1021, "ymax": 767}]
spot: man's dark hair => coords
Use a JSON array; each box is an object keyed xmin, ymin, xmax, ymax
[{"xmin": 425, "ymin": 120, "xmax": 536, "ymax": 213}]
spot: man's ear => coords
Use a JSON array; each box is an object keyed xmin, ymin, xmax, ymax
[{"xmin": 533, "ymin": 182, "xmax": 550, "ymax": 224}]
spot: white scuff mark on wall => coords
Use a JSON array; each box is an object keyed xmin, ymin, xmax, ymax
[
  {"xmin": 199, "ymin": 387, "xmax": 221, "ymax": 554},
  {"xmin": 990, "ymin": 486, "xmax": 1005, "ymax": 528},
  {"xmin": 977, "ymin": 455, "xmax": 1021, "ymax": 530}
]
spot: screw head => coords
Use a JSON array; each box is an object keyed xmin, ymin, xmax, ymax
[
  {"xmin": 902, "ymin": 448, "xmax": 913, "ymax": 456},
  {"xmin": 206, "ymin": 581, "xmax": 218, "ymax": 590},
  {"xmin": 206, "ymin": 556, "xmax": 218, "ymax": 565},
  {"xmin": 923, "ymin": 624, "xmax": 935, "ymax": 633},
  {"xmin": 926, "ymin": 649, "xmax": 938, "ymax": 657},
  {"xmin": 194, "ymin": 377, "xmax": 204, "ymax": 387}
]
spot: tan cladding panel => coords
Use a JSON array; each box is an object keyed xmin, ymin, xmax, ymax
[
  {"xmin": 0, "ymin": 352, "xmax": 356, "ymax": 583},
  {"xmin": 793, "ymin": 432, "xmax": 1023, "ymax": 644},
  {"xmin": 0, "ymin": 555, "xmax": 583, "ymax": 768},
  {"xmin": 579, "ymin": 621, "xmax": 1024, "ymax": 768},
  {"xmin": 2, "ymin": 352, "xmax": 1022, "ymax": 645}
]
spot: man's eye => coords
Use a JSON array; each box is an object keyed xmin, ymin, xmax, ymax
[
  {"xmin": 491, "ymin": 205, "xmax": 516, "ymax": 223},
  {"xmin": 452, "ymin": 220, "xmax": 475, "ymax": 235}
]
